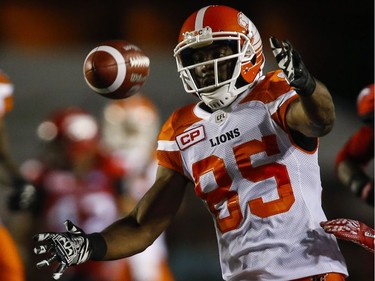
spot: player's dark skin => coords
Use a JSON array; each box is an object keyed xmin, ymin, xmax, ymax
[{"xmin": 191, "ymin": 44, "xmax": 235, "ymax": 90}]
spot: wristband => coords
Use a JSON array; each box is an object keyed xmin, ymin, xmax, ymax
[
  {"xmin": 88, "ymin": 233, "xmax": 107, "ymax": 260},
  {"xmin": 349, "ymin": 173, "xmax": 371, "ymax": 196},
  {"xmin": 293, "ymin": 75, "xmax": 316, "ymax": 97}
]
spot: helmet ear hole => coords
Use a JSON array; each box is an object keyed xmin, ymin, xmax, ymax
[
  {"xmin": 235, "ymin": 74, "xmax": 247, "ymax": 89},
  {"xmin": 251, "ymin": 54, "xmax": 256, "ymax": 65}
]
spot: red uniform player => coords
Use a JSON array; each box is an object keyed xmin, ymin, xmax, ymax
[
  {"xmin": 22, "ymin": 107, "xmax": 127, "ymax": 281},
  {"xmin": 335, "ymin": 84, "xmax": 374, "ymax": 206}
]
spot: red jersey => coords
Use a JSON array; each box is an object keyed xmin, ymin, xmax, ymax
[
  {"xmin": 335, "ymin": 125, "xmax": 374, "ymax": 170},
  {"xmin": 23, "ymin": 151, "xmax": 126, "ymax": 281}
]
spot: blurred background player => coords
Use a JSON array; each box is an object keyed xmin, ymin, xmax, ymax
[
  {"xmin": 101, "ymin": 93, "xmax": 174, "ymax": 281},
  {"xmin": 321, "ymin": 84, "xmax": 374, "ymax": 254},
  {"xmin": 0, "ymin": 68, "xmax": 36, "ymax": 281},
  {"xmin": 20, "ymin": 107, "xmax": 127, "ymax": 281},
  {"xmin": 335, "ymin": 84, "xmax": 374, "ymax": 206}
]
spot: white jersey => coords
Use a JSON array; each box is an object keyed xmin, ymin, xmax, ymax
[{"xmin": 157, "ymin": 71, "xmax": 348, "ymax": 281}]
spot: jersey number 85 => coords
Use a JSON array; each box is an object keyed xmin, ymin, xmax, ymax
[{"xmin": 192, "ymin": 134, "xmax": 295, "ymax": 233}]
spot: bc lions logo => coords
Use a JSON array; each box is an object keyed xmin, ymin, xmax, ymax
[
  {"xmin": 238, "ymin": 12, "xmax": 255, "ymax": 40},
  {"xmin": 238, "ymin": 12, "xmax": 249, "ymax": 29}
]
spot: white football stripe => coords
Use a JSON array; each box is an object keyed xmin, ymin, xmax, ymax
[
  {"xmin": 84, "ymin": 45, "xmax": 127, "ymax": 94},
  {"xmin": 195, "ymin": 6, "xmax": 209, "ymax": 30},
  {"xmin": 157, "ymin": 140, "xmax": 179, "ymax": 152}
]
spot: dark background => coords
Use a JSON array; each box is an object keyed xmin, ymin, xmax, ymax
[{"xmin": 0, "ymin": 1, "xmax": 373, "ymax": 280}]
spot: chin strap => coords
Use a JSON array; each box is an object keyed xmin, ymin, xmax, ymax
[
  {"xmin": 200, "ymin": 73, "xmax": 261, "ymax": 110},
  {"xmin": 200, "ymin": 84, "xmax": 235, "ymax": 110}
]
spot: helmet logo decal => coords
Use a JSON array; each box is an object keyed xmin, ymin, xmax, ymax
[
  {"xmin": 183, "ymin": 27, "xmax": 213, "ymax": 44},
  {"xmin": 238, "ymin": 13, "xmax": 249, "ymax": 30},
  {"xmin": 238, "ymin": 13, "xmax": 255, "ymax": 40}
]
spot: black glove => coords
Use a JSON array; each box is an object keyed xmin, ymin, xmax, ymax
[
  {"xmin": 8, "ymin": 177, "xmax": 37, "ymax": 211},
  {"xmin": 269, "ymin": 36, "xmax": 316, "ymax": 96},
  {"xmin": 33, "ymin": 220, "xmax": 107, "ymax": 280}
]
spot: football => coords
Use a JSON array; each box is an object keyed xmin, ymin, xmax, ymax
[{"xmin": 83, "ymin": 40, "xmax": 150, "ymax": 99}]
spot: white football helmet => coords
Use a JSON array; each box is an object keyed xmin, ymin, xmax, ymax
[{"xmin": 174, "ymin": 5, "xmax": 265, "ymax": 110}]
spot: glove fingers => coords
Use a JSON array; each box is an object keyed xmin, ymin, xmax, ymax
[
  {"xmin": 283, "ymin": 40, "xmax": 302, "ymax": 62},
  {"xmin": 269, "ymin": 37, "xmax": 285, "ymax": 60},
  {"xmin": 322, "ymin": 224, "xmax": 346, "ymax": 233},
  {"xmin": 269, "ymin": 36, "xmax": 295, "ymax": 82},
  {"xmin": 269, "ymin": 36, "xmax": 282, "ymax": 49},
  {"xmin": 282, "ymin": 40, "xmax": 293, "ymax": 51},
  {"xmin": 64, "ymin": 220, "xmax": 84, "ymax": 234},
  {"xmin": 322, "ymin": 219, "xmax": 359, "ymax": 229},
  {"xmin": 52, "ymin": 263, "xmax": 68, "ymax": 280},
  {"xmin": 321, "ymin": 219, "xmax": 360, "ymax": 234},
  {"xmin": 34, "ymin": 243, "xmax": 55, "ymax": 254},
  {"xmin": 36, "ymin": 254, "xmax": 58, "ymax": 269},
  {"xmin": 281, "ymin": 41, "xmax": 303, "ymax": 81},
  {"xmin": 33, "ymin": 233, "xmax": 55, "ymax": 242}
]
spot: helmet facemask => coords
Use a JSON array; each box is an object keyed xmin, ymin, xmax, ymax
[{"xmin": 174, "ymin": 27, "xmax": 261, "ymax": 110}]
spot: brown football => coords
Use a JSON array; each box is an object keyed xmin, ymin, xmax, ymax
[{"xmin": 83, "ymin": 40, "xmax": 150, "ymax": 99}]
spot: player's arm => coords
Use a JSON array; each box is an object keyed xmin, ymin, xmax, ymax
[
  {"xmin": 335, "ymin": 127, "xmax": 374, "ymax": 205},
  {"xmin": 100, "ymin": 165, "xmax": 188, "ymax": 259},
  {"xmin": 270, "ymin": 37, "xmax": 335, "ymax": 137},
  {"xmin": 33, "ymin": 165, "xmax": 189, "ymax": 280},
  {"xmin": 336, "ymin": 159, "xmax": 374, "ymax": 205},
  {"xmin": 286, "ymin": 81, "xmax": 335, "ymax": 137}
]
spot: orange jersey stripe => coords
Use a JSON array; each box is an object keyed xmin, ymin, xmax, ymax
[
  {"xmin": 158, "ymin": 103, "xmax": 202, "ymax": 140},
  {"xmin": 157, "ymin": 103, "xmax": 202, "ymax": 174},
  {"xmin": 240, "ymin": 70, "xmax": 297, "ymax": 131}
]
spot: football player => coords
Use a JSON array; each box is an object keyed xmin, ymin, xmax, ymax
[
  {"xmin": 320, "ymin": 84, "xmax": 374, "ymax": 253},
  {"xmin": 33, "ymin": 5, "xmax": 348, "ymax": 281},
  {"xmin": 335, "ymin": 84, "xmax": 374, "ymax": 206},
  {"xmin": 22, "ymin": 107, "xmax": 128, "ymax": 281}
]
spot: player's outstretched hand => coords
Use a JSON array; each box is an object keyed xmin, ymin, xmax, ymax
[
  {"xmin": 33, "ymin": 220, "xmax": 93, "ymax": 280},
  {"xmin": 269, "ymin": 36, "xmax": 316, "ymax": 96},
  {"xmin": 320, "ymin": 218, "xmax": 375, "ymax": 253}
]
